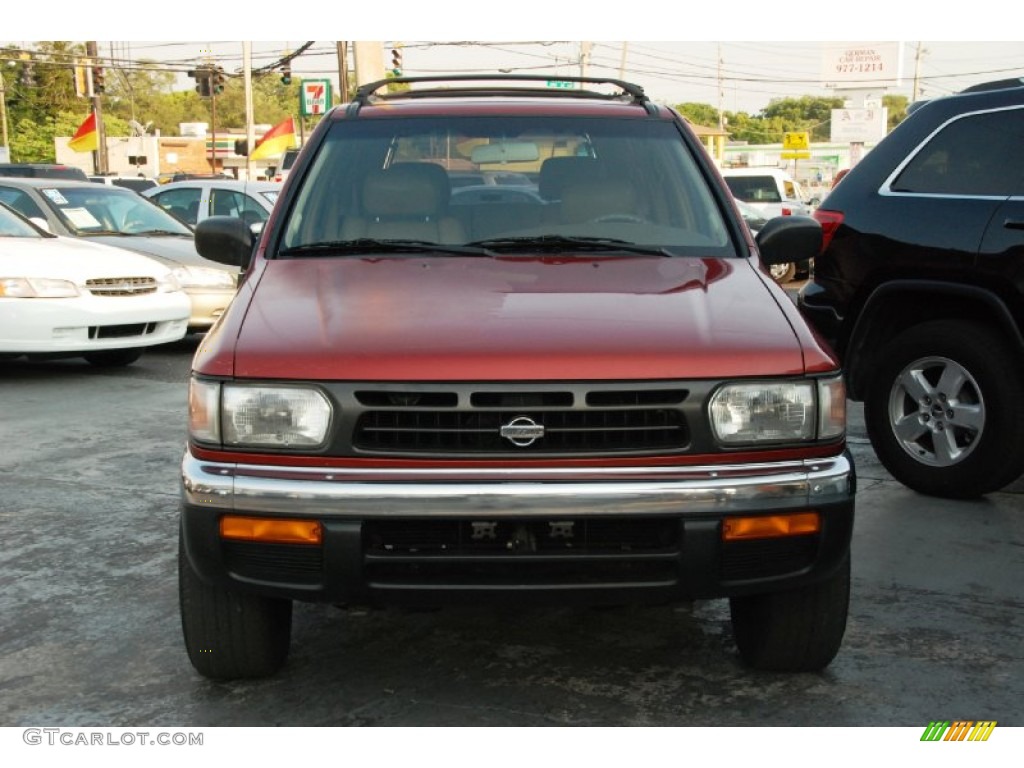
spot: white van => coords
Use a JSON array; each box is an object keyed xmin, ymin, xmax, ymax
[{"xmin": 721, "ymin": 167, "xmax": 811, "ymax": 218}]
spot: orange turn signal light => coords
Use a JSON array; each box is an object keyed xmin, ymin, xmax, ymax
[
  {"xmin": 220, "ymin": 516, "xmax": 323, "ymax": 545},
  {"xmin": 722, "ymin": 512, "xmax": 820, "ymax": 541}
]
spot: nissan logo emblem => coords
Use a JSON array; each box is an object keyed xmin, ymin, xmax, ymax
[{"xmin": 499, "ymin": 416, "xmax": 545, "ymax": 447}]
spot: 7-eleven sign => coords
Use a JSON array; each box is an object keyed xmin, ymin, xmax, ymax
[{"xmin": 300, "ymin": 79, "xmax": 332, "ymax": 116}]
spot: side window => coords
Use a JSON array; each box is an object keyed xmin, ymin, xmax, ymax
[
  {"xmin": 211, "ymin": 189, "xmax": 246, "ymax": 217},
  {"xmin": 0, "ymin": 187, "xmax": 46, "ymax": 220},
  {"xmin": 892, "ymin": 108, "xmax": 1024, "ymax": 196},
  {"xmin": 150, "ymin": 187, "xmax": 202, "ymax": 225}
]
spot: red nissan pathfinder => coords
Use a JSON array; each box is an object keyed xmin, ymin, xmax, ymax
[{"xmin": 181, "ymin": 75, "xmax": 854, "ymax": 679}]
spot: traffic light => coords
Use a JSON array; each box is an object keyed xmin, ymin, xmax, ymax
[
  {"xmin": 213, "ymin": 67, "xmax": 226, "ymax": 94},
  {"xmin": 280, "ymin": 64, "xmax": 291, "ymax": 86},
  {"xmin": 391, "ymin": 48, "xmax": 402, "ymax": 76},
  {"xmin": 188, "ymin": 68, "xmax": 212, "ymax": 98},
  {"xmin": 92, "ymin": 65, "xmax": 105, "ymax": 94},
  {"xmin": 234, "ymin": 139, "xmax": 248, "ymax": 157}
]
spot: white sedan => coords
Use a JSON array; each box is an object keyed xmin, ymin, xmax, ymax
[{"xmin": 0, "ymin": 203, "xmax": 190, "ymax": 366}]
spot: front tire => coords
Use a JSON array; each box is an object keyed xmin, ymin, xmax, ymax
[
  {"xmin": 769, "ymin": 261, "xmax": 797, "ymax": 284},
  {"xmin": 178, "ymin": 534, "xmax": 292, "ymax": 680},
  {"xmin": 729, "ymin": 554, "xmax": 850, "ymax": 672},
  {"xmin": 864, "ymin": 320, "xmax": 1024, "ymax": 498}
]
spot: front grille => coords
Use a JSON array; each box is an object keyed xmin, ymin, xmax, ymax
[
  {"xmin": 88, "ymin": 322, "xmax": 156, "ymax": 339},
  {"xmin": 720, "ymin": 535, "xmax": 819, "ymax": 582},
  {"xmin": 363, "ymin": 518, "xmax": 681, "ymax": 588},
  {"xmin": 365, "ymin": 518, "xmax": 679, "ymax": 554},
  {"xmin": 86, "ymin": 276, "xmax": 158, "ymax": 296},
  {"xmin": 222, "ymin": 541, "xmax": 323, "ymax": 584},
  {"xmin": 354, "ymin": 407, "xmax": 687, "ymax": 454}
]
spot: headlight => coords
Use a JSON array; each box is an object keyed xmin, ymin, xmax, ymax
[
  {"xmin": 0, "ymin": 277, "xmax": 80, "ymax": 298},
  {"xmin": 172, "ymin": 266, "xmax": 237, "ymax": 289},
  {"xmin": 709, "ymin": 376, "xmax": 845, "ymax": 445},
  {"xmin": 189, "ymin": 379, "xmax": 333, "ymax": 448}
]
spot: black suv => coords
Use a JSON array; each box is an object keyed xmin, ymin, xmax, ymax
[{"xmin": 799, "ymin": 79, "xmax": 1024, "ymax": 498}]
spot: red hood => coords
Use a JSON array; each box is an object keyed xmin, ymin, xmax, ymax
[{"xmin": 226, "ymin": 255, "xmax": 806, "ymax": 380}]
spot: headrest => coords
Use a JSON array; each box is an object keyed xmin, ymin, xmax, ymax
[
  {"xmin": 538, "ymin": 157, "xmax": 604, "ymax": 200},
  {"xmin": 363, "ymin": 163, "xmax": 451, "ymax": 218}
]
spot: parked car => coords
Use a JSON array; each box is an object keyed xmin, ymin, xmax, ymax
[
  {"xmin": 143, "ymin": 179, "xmax": 280, "ymax": 230},
  {"xmin": 733, "ymin": 198, "xmax": 810, "ymax": 284},
  {"xmin": 88, "ymin": 175, "xmax": 159, "ymax": 193},
  {"xmin": 0, "ymin": 202, "xmax": 189, "ymax": 366},
  {"xmin": 721, "ymin": 167, "xmax": 812, "ymax": 218},
  {"xmin": 0, "ymin": 179, "xmax": 239, "ymax": 332},
  {"xmin": 271, "ymin": 148, "xmax": 301, "ymax": 183},
  {"xmin": 799, "ymin": 79, "xmax": 1024, "ymax": 498},
  {"xmin": 0, "ymin": 163, "xmax": 88, "ymax": 181},
  {"xmin": 180, "ymin": 74, "xmax": 851, "ymax": 681}
]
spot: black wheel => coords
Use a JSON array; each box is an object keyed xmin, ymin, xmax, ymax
[
  {"xmin": 729, "ymin": 554, "xmax": 850, "ymax": 672},
  {"xmin": 83, "ymin": 348, "xmax": 143, "ymax": 367},
  {"xmin": 178, "ymin": 534, "xmax": 292, "ymax": 680},
  {"xmin": 864, "ymin": 320, "xmax": 1024, "ymax": 498},
  {"xmin": 769, "ymin": 261, "xmax": 797, "ymax": 284}
]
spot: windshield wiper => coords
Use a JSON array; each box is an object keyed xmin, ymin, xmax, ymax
[
  {"xmin": 465, "ymin": 235, "xmax": 675, "ymax": 257},
  {"xmin": 279, "ymin": 238, "xmax": 498, "ymax": 258},
  {"xmin": 128, "ymin": 229, "xmax": 192, "ymax": 237}
]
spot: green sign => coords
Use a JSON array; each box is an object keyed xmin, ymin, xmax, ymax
[{"xmin": 546, "ymin": 80, "xmax": 575, "ymax": 89}]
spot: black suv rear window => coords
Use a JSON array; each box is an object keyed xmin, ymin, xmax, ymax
[{"xmin": 891, "ymin": 107, "xmax": 1024, "ymax": 196}]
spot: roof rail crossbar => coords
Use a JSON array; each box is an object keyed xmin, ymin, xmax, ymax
[{"xmin": 350, "ymin": 74, "xmax": 657, "ymax": 115}]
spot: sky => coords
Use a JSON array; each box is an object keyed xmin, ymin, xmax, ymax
[{"xmin": 4, "ymin": 2, "xmax": 1022, "ymax": 116}]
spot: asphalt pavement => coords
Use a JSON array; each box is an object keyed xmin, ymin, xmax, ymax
[{"xmin": 0, "ymin": 332, "xmax": 1021, "ymax": 728}]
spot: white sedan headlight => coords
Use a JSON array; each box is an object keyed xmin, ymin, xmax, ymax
[
  {"xmin": 172, "ymin": 266, "xmax": 237, "ymax": 289},
  {"xmin": 0, "ymin": 277, "xmax": 80, "ymax": 298},
  {"xmin": 709, "ymin": 376, "xmax": 845, "ymax": 445},
  {"xmin": 189, "ymin": 379, "xmax": 333, "ymax": 448}
]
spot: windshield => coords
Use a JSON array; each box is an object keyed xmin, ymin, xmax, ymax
[
  {"xmin": 0, "ymin": 203, "xmax": 46, "ymax": 237},
  {"xmin": 279, "ymin": 115, "xmax": 732, "ymax": 257},
  {"xmin": 35, "ymin": 185, "xmax": 193, "ymax": 237}
]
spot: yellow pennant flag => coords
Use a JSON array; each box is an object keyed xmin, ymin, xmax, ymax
[{"xmin": 68, "ymin": 112, "xmax": 98, "ymax": 153}]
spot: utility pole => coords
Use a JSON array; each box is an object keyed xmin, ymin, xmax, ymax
[
  {"xmin": 579, "ymin": 42, "xmax": 593, "ymax": 81},
  {"xmin": 717, "ymin": 44, "xmax": 725, "ymax": 130},
  {"xmin": 336, "ymin": 42, "xmax": 349, "ymax": 102},
  {"xmin": 0, "ymin": 70, "xmax": 9, "ymax": 158},
  {"xmin": 86, "ymin": 41, "xmax": 108, "ymax": 174},
  {"xmin": 244, "ymin": 42, "xmax": 254, "ymax": 179},
  {"xmin": 912, "ymin": 43, "xmax": 927, "ymax": 101}
]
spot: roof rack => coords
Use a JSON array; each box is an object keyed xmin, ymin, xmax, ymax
[{"xmin": 348, "ymin": 74, "xmax": 657, "ymax": 117}]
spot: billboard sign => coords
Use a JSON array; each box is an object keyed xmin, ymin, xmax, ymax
[
  {"xmin": 830, "ymin": 107, "xmax": 889, "ymax": 143},
  {"xmin": 301, "ymin": 80, "xmax": 332, "ymax": 117},
  {"xmin": 822, "ymin": 42, "xmax": 903, "ymax": 89}
]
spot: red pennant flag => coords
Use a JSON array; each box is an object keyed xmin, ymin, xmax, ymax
[
  {"xmin": 250, "ymin": 117, "xmax": 297, "ymax": 161},
  {"xmin": 68, "ymin": 112, "xmax": 98, "ymax": 153}
]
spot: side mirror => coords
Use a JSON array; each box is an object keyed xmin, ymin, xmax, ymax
[
  {"xmin": 756, "ymin": 215, "xmax": 821, "ymax": 269},
  {"xmin": 195, "ymin": 215, "xmax": 255, "ymax": 269}
]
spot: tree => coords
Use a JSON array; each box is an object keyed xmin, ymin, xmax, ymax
[
  {"xmin": 883, "ymin": 94, "xmax": 909, "ymax": 131},
  {"xmin": 673, "ymin": 102, "xmax": 720, "ymax": 128}
]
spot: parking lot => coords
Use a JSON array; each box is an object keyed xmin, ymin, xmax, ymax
[{"xmin": 1, "ymin": 331, "xmax": 1021, "ymax": 728}]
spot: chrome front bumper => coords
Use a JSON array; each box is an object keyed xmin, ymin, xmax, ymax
[{"xmin": 182, "ymin": 450, "xmax": 854, "ymax": 518}]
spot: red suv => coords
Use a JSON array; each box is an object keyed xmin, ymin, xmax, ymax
[{"xmin": 180, "ymin": 75, "xmax": 854, "ymax": 679}]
